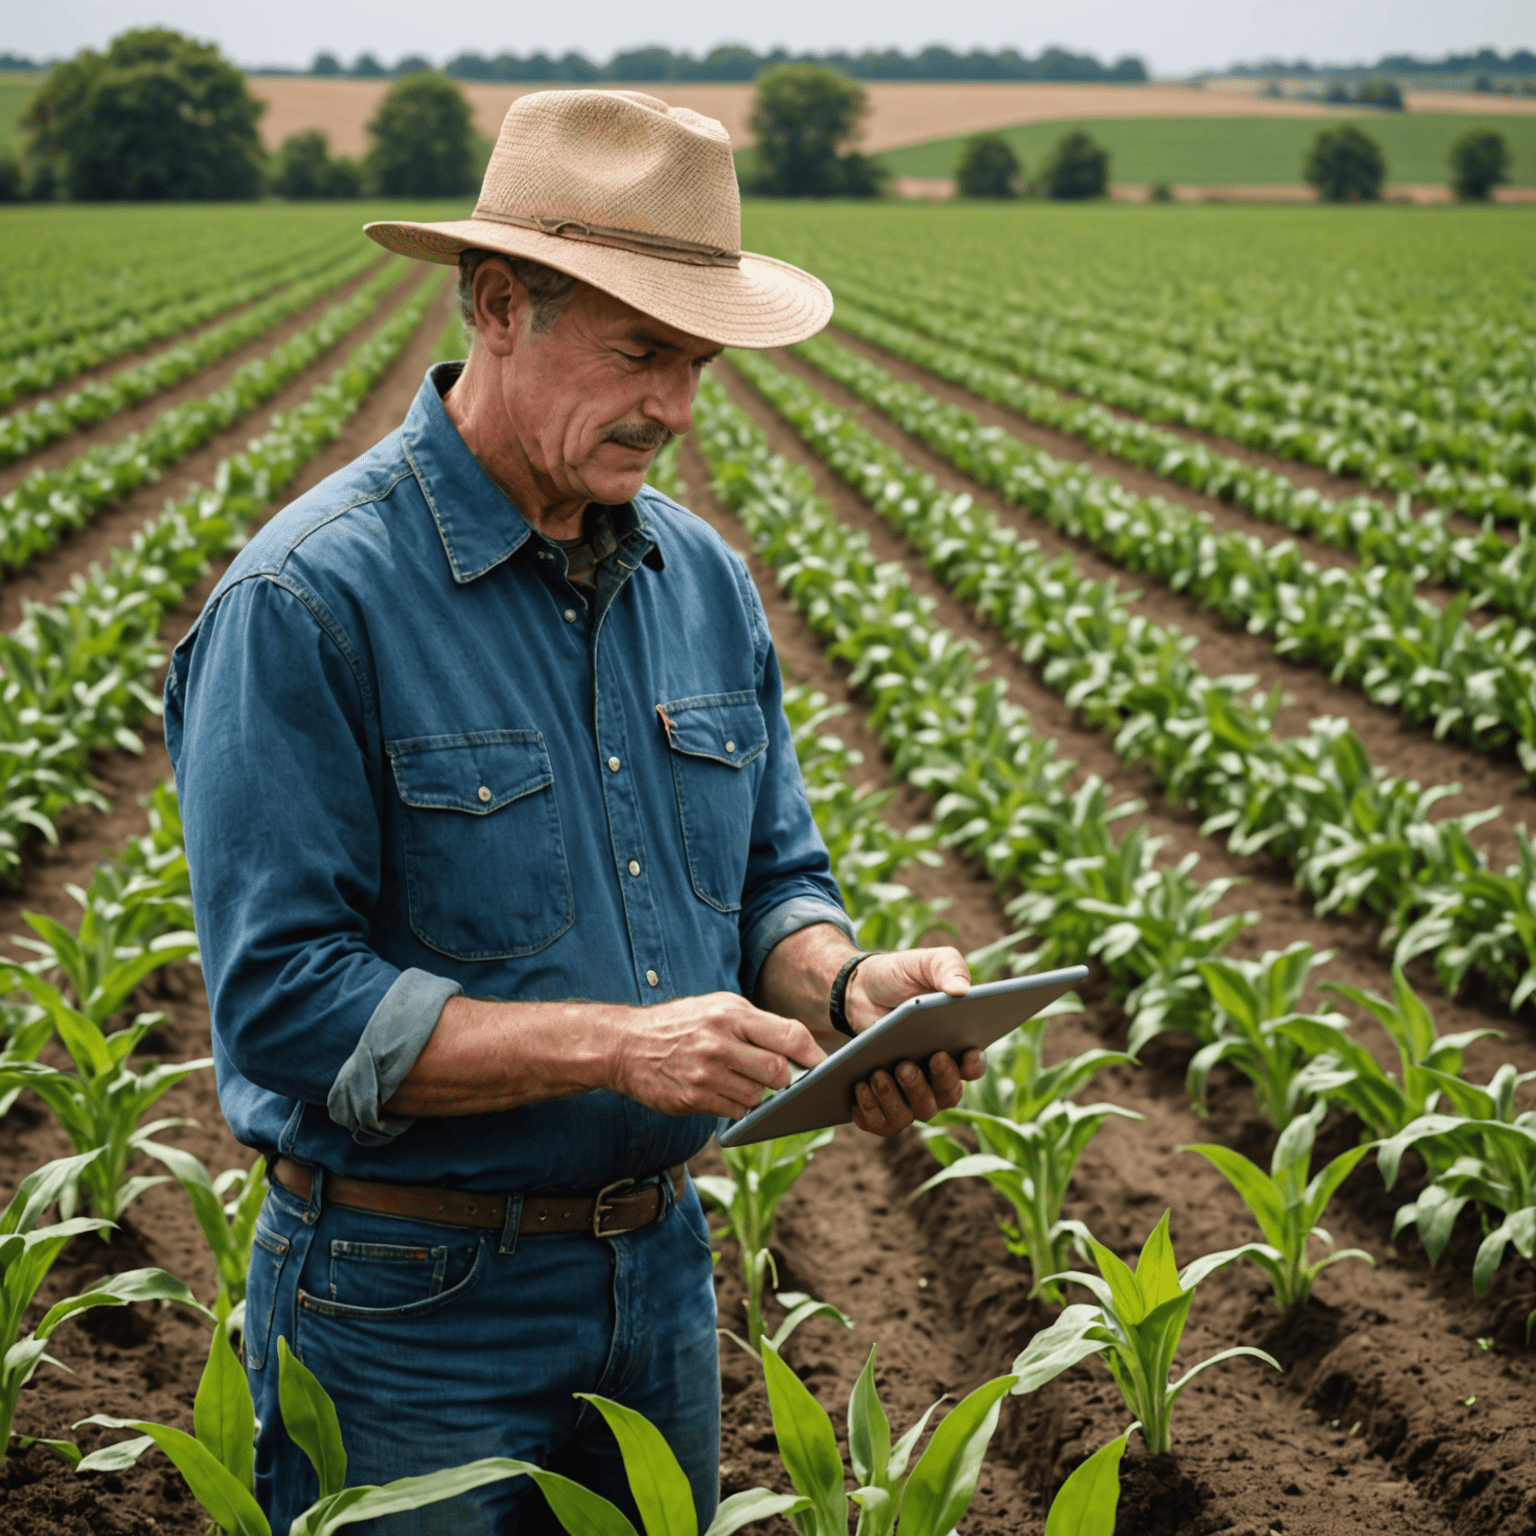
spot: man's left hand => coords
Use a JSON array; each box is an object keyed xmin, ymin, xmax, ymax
[{"xmin": 844, "ymin": 947, "xmax": 985, "ymax": 1139}]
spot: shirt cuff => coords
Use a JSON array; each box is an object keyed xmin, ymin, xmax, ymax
[
  {"xmin": 327, "ymin": 968, "xmax": 463, "ymax": 1145},
  {"xmin": 742, "ymin": 896, "xmax": 856, "ymax": 1002}
]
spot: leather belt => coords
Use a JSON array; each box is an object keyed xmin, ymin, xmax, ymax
[{"xmin": 272, "ymin": 1157, "xmax": 687, "ymax": 1238}]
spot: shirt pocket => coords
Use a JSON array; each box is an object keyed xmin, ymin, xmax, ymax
[
  {"xmin": 658, "ymin": 691, "xmax": 768, "ymax": 914},
  {"xmin": 388, "ymin": 731, "xmax": 574, "ymax": 961}
]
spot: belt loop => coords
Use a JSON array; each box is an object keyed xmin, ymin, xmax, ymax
[
  {"xmin": 497, "ymin": 1193, "xmax": 522, "ymax": 1256},
  {"xmin": 303, "ymin": 1163, "xmax": 324, "ymax": 1226}
]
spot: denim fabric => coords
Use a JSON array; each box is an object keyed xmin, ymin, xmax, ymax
[
  {"xmin": 164, "ymin": 362, "xmax": 852, "ymax": 1190},
  {"xmin": 247, "ymin": 1170, "xmax": 720, "ymax": 1534}
]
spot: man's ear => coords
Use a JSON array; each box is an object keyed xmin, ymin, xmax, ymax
[{"xmin": 471, "ymin": 259, "xmax": 530, "ymax": 359}]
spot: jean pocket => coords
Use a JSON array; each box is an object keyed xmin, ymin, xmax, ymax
[
  {"xmin": 389, "ymin": 730, "xmax": 574, "ymax": 961},
  {"xmin": 299, "ymin": 1236, "xmax": 487, "ymax": 1321},
  {"xmin": 659, "ymin": 692, "xmax": 767, "ymax": 913},
  {"xmin": 245, "ymin": 1220, "xmax": 291, "ymax": 1371}
]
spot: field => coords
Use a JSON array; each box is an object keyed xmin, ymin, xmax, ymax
[
  {"xmin": 878, "ymin": 112, "xmax": 1536, "ymax": 185},
  {"xmin": 1, "ymin": 196, "xmax": 1536, "ymax": 1536}
]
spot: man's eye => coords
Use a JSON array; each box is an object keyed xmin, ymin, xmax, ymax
[{"xmin": 618, "ymin": 350, "xmax": 654, "ymax": 363}]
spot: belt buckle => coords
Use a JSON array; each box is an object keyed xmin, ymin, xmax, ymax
[{"xmin": 592, "ymin": 1177, "xmax": 639, "ymax": 1238}]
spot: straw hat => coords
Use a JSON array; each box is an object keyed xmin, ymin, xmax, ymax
[{"xmin": 364, "ymin": 89, "xmax": 832, "ymax": 349}]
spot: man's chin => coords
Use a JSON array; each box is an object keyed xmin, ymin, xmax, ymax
[{"xmin": 580, "ymin": 462, "xmax": 653, "ymax": 507}]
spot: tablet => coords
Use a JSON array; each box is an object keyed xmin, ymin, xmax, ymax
[{"xmin": 716, "ymin": 965, "xmax": 1088, "ymax": 1148}]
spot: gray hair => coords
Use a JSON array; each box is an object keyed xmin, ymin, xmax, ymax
[{"xmin": 455, "ymin": 249, "xmax": 578, "ymax": 340}]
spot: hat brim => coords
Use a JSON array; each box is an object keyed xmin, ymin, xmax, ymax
[{"xmin": 364, "ymin": 217, "xmax": 832, "ymax": 350}]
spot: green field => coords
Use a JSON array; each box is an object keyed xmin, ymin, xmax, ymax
[{"xmin": 877, "ymin": 112, "xmax": 1536, "ymax": 185}]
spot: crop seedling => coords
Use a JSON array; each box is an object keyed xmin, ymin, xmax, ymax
[
  {"xmin": 912, "ymin": 996, "xmax": 1142, "ymax": 1303},
  {"xmin": 759, "ymin": 1338, "xmax": 1016, "ymax": 1536},
  {"xmin": 1187, "ymin": 943, "xmax": 1334, "ymax": 1128},
  {"xmin": 695, "ymin": 1130, "xmax": 851, "ymax": 1355},
  {"xmin": 1180, "ymin": 1099, "xmax": 1376, "ymax": 1307},
  {"xmin": 1043, "ymin": 1427, "xmax": 1136, "ymax": 1536},
  {"xmin": 1283, "ymin": 965, "xmax": 1499, "ymax": 1142},
  {"xmin": 1010, "ymin": 1210, "xmax": 1281, "ymax": 1455},
  {"xmin": 78, "ymin": 1326, "xmax": 806, "ymax": 1536},
  {"xmin": 1, "ymin": 1149, "xmax": 210, "ymax": 1467},
  {"xmin": 1377, "ymin": 1063, "xmax": 1536, "ymax": 1293},
  {"xmin": 140, "ymin": 1144, "xmax": 267, "ymax": 1309}
]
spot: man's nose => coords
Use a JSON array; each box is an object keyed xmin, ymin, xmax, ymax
[{"xmin": 645, "ymin": 363, "xmax": 697, "ymax": 437}]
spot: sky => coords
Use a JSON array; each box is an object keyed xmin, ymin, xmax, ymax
[{"xmin": 5, "ymin": 0, "xmax": 1532, "ymax": 79}]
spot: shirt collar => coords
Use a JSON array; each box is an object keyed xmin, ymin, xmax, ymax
[{"xmin": 401, "ymin": 363, "xmax": 664, "ymax": 585}]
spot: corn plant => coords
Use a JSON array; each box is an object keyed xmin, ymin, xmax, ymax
[
  {"xmin": 1, "ymin": 1148, "xmax": 210, "ymax": 1467},
  {"xmin": 1010, "ymin": 1211, "xmax": 1281, "ymax": 1455},
  {"xmin": 74, "ymin": 1332, "xmax": 555, "ymax": 1536},
  {"xmin": 0, "ymin": 959, "xmax": 211, "ymax": 1222},
  {"xmin": 696, "ymin": 1130, "xmax": 850, "ymax": 1354},
  {"xmin": 1044, "ymin": 1427, "xmax": 1136, "ymax": 1536},
  {"xmin": 140, "ymin": 1144, "xmax": 266, "ymax": 1309},
  {"xmin": 1378, "ymin": 1063, "xmax": 1536, "ymax": 1292},
  {"xmin": 1180, "ymin": 1100, "xmax": 1376, "ymax": 1307},
  {"xmin": 912, "ymin": 997, "xmax": 1142, "ymax": 1303},
  {"xmin": 760, "ymin": 1338, "xmax": 1016, "ymax": 1536},
  {"xmin": 1186, "ymin": 943, "xmax": 1335, "ymax": 1128},
  {"xmin": 1282, "ymin": 965, "xmax": 1500, "ymax": 1142}
]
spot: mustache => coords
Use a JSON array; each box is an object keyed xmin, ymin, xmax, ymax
[{"xmin": 602, "ymin": 421, "xmax": 673, "ymax": 452}]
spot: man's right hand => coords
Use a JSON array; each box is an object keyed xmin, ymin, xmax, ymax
[{"xmin": 607, "ymin": 992, "xmax": 825, "ymax": 1120}]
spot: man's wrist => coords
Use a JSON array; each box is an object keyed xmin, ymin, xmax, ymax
[{"xmin": 829, "ymin": 951, "xmax": 882, "ymax": 1037}]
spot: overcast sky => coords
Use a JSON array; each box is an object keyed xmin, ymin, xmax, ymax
[{"xmin": 6, "ymin": 0, "xmax": 1531, "ymax": 78}]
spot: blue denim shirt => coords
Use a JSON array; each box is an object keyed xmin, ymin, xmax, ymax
[{"xmin": 164, "ymin": 363, "xmax": 852, "ymax": 1191}]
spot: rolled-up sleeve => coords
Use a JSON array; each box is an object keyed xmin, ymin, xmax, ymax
[
  {"xmin": 735, "ymin": 574, "xmax": 854, "ymax": 998},
  {"xmin": 166, "ymin": 574, "xmax": 449, "ymax": 1143}
]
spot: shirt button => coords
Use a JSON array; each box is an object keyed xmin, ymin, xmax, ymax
[
  {"xmin": 646, "ymin": 969, "xmax": 659, "ymax": 988},
  {"xmin": 477, "ymin": 785, "xmax": 491, "ymax": 803},
  {"xmin": 607, "ymin": 756, "xmax": 621, "ymax": 772},
  {"xmin": 725, "ymin": 740, "xmax": 736, "ymax": 753},
  {"xmin": 628, "ymin": 859, "xmax": 641, "ymax": 876},
  {"xmin": 564, "ymin": 608, "xmax": 577, "ymax": 623}
]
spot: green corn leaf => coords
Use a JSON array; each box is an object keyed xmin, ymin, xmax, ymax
[
  {"xmin": 519, "ymin": 1467, "xmax": 639, "ymax": 1536},
  {"xmin": 38, "ymin": 1267, "xmax": 212, "ymax": 1338},
  {"xmin": 703, "ymin": 1490, "xmax": 814, "ymax": 1536},
  {"xmin": 1300, "ymin": 1143, "xmax": 1377, "ymax": 1232},
  {"xmin": 1177, "ymin": 1242, "xmax": 1284, "ymax": 1293},
  {"xmin": 0, "ymin": 1148, "xmax": 108, "ymax": 1235},
  {"xmin": 292, "ymin": 1460, "xmax": 540, "ymax": 1536},
  {"xmin": 1474, "ymin": 1209, "xmax": 1536, "ymax": 1296},
  {"xmin": 847, "ymin": 1346, "xmax": 891, "ymax": 1488},
  {"xmin": 1131, "ymin": 1211, "xmax": 1183, "ymax": 1315},
  {"xmin": 1166, "ymin": 1346, "xmax": 1281, "ymax": 1408},
  {"xmin": 1011, "ymin": 1305, "xmax": 1115, "ymax": 1394},
  {"xmin": 760, "ymin": 1341, "xmax": 847, "ymax": 1534},
  {"xmin": 1044, "ymin": 1428, "xmax": 1134, "ymax": 1536},
  {"xmin": 195, "ymin": 1310, "xmax": 254, "ymax": 1492},
  {"xmin": 1178, "ymin": 1145, "xmax": 1286, "ymax": 1247},
  {"xmin": 75, "ymin": 1434, "xmax": 156, "ymax": 1472},
  {"xmin": 895, "ymin": 1374, "xmax": 1017, "ymax": 1536},
  {"xmin": 16, "ymin": 1434, "xmax": 83, "ymax": 1469},
  {"xmin": 277, "ymin": 1337, "xmax": 347, "ymax": 1498},
  {"xmin": 575, "ymin": 1394, "xmax": 697, "ymax": 1536},
  {"xmin": 1196, "ymin": 961, "xmax": 1262, "ymax": 1033},
  {"xmin": 1084, "ymin": 1237, "xmax": 1146, "ymax": 1325},
  {"xmin": 768, "ymin": 1293, "xmax": 853, "ymax": 1352},
  {"xmin": 888, "ymin": 1395, "xmax": 946, "ymax": 1482}
]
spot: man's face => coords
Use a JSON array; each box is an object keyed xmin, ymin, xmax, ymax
[{"xmin": 496, "ymin": 277, "xmax": 721, "ymax": 508}]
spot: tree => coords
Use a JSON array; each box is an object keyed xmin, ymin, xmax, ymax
[
  {"xmin": 351, "ymin": 53, "xmax": 386, "ymax": 79},
  {"xmin": 1303, "ymin": 123, "xmax": 1386, "ymax": 201},
  {"xmin": 1038, "ymin": 129, "xmax": 1109, "ymax": 199},
  {"xmin": 271, "ymin": 130, "xmax": 361, "ymax": 199},
  {"xmin": 955, "ymin": 132, "xmax": 1021, "ymax": 197},
  {"xmin": 746, "ymin": 63, "xmax": 885, "ymax": 197},
  {"xmin": 22, "ymin": 28, "xmax": 263, "ymax": 200},
  {"xmin": 1449, "ymin": 127, "xmax": 1510, "ymax": 200},
  {"xmin": 364, "ymin": 72, "xmax": 478, "ymax": 196},
  {"xmin": 310, "ymin": 52, "xmax": 342, "ymax": 77},
  {"xmin": 1356, "ymin": 77, "xmax": 1404, "ymax": 110}
]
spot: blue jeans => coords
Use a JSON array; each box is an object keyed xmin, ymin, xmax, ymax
[{"xmin": 245, "ymin": 1167, "xmax": 721, "ymax": 1534}]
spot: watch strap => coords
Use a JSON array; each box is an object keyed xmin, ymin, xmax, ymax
[{"xmin": 829, "ymin": 951, "xmax": 882, "ymax": 1038}]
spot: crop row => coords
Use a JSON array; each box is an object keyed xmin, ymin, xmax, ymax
[
  {"xmin": 0, "ymin": 246, "xmax": 382, "ymax": 464},
  {"xmin": 0, "ymin": 259, "xmax": 413, "ymax": 575},
  {"xmin": 726, "ymin": 348, "xmax": 1536, "ymax": 1014},
  {"xmin": 0, "ymin": 228, "xmax": 365, "ymax": 390},
  {"xmin": 827, "ymin": 298, "xmax": 1536, "ymax": 625},
  {"xmin": 824, "ymin": 270, "xmax": 1536, "ymax": 519},
  {"xmin": 783, "ymin": 333, "xmax": 1536, "ymax": 784},
  {"xmin": 0, "ymin": 269, "xmax": 446, "ymax": 877}
]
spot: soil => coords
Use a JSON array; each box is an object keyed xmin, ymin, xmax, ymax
[
  {"xmin": 246, "ymin": 79, "xmax": 1346, "ymax": 162},
  {"xmin": 3, "ymin": 287, "xmax": 1536, "ymax": 1536}
]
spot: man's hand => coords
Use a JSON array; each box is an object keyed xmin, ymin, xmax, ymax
[
  {"xmin": 608, "ymin": 992, "xmax": 824, "ymax": 1120},
  {"xmin": 843, "ymin": 946, "xmax": 985, "ymax": 1138}
]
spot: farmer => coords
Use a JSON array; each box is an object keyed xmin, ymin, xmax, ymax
[{"xmin": 165, "ymin": 89, "xmax": 981, "ymax": 1533}]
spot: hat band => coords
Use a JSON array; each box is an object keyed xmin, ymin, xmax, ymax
[{"xmin": 471, "ymin": 208, "xmax": 742, "ymax": 269}]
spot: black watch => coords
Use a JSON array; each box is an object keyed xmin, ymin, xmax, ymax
[{"xmin": 829, "ymin": 951, "xmax": 882, "ymax": 1038}]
